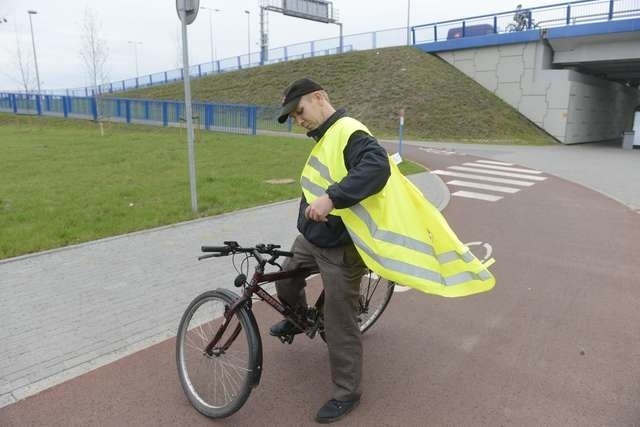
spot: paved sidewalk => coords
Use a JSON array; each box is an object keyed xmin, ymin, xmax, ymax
[{"xmin": 0, "ymin": 172, "xmax": 444, "ymax": 408}]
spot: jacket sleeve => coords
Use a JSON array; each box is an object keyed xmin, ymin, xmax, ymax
[{"xmin": 326, "ymin": 130, "xmax": 391, "ymax": 209}]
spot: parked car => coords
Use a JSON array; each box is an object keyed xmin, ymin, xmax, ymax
[{"xmin": 447, "ymin": 23, "xmax": 494, "ymax": 40}]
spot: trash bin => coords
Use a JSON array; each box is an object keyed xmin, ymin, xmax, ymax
[{"xmin": 622, "ymin": 131, "xmax": 635, "ymax": 150}]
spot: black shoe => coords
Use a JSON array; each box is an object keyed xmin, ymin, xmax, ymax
[
  {"xmin": 315, "ymin": 398, "xmax": 360, "ymax": 424},
  {"xmin": 269, "ymin": 319, "xmax": 302, "ymax": 337}
]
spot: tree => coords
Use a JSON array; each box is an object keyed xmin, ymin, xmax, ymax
[
  {"xmin": 79, "ymin": 6, "xmax": 109, "ymax": 124},
  {"xmin": 13, "ymin": 28, "xmax": 36, "ymax": 94}
]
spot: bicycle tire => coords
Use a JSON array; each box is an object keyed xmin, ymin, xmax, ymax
[
  {"xmin": 176, "ymin": 289, "xmax": 260, "ymax": 419},
  {"xmin": 357, "ymin": 272, "xmax": 395, "ymax": 333}
]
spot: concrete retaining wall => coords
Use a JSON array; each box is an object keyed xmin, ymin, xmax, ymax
[{"xmin": 436, "ymin": 41, "xmax": 640, "ymax": 144}]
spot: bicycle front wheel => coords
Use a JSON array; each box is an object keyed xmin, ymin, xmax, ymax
[
  {"xmin": 358, "ymin": 271, "xmax": 395, "ymax": 333},
  {"xmin": 176, "ymin": 290, "xmax": 260, "ymax": 419}
]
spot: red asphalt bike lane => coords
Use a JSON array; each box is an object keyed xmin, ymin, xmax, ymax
[{"xmin": 1, "ymin": 145, "xmax": 639, "ymax": 426}]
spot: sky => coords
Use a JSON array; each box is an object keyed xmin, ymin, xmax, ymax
[{"xmin": 0, "ymin": 0, "xmax": 563, "ymax": 92}]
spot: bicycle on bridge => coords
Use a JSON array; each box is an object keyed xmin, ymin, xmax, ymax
[{"xmin": 175, "ymin": 241, "xmax": 395, "ymax": 418}]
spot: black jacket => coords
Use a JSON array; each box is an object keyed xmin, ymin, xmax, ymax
[{"xmin": 298, "ymin": 109, "xmax": 391, "ymax": 248}]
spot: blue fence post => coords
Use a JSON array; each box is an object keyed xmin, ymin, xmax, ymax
[
  {"xmin": 287, "ymin": 116, "xmax": 292, "ymax": 132},
  {"xmin": 36, "ymin": 95, "xmax": 42, "ymax": 115},
  {"xmin": 566, "ymin": 5, "xmax": 571, "ymax": 24},
  {"xmin": 135, "ymin": 77, "xmax": 139, "ymax": 88},
  {"xmin": 284, "ymin": 46, "xmax": 288, "ymax": 61},
  {"xmin": 122, "ymin": 81, "xmax": 125, "ymax": 91},
  {"xmin": 433, "ymin": 25, "xmax": 437, "ymax": 42},
  {"xmin": 372, "ymin": 32, "xmax": 377, "ymax": 49},
  {"xmin": 493, "ymin": 16, "xmax": 498, "ymax": 33},
  {"xmin": 62, "ymin": 96, "xmax": 68, "ymax": 117},
  {"xmin": 162, "ymin": 101, "xmax": 168, "ymax": 126},
  {"xmin": 91, "ymin": 96, "xmax": 98, "ymax": 121},
  {"xmin": 125, "ymin": 100, "xmax": 131, "ymax": 123},
  {"xmin": 237, "ymin": 56, "xmax": 242, "ymax": 69},
  {"xmin": 164, "ymin": 72, "xmax": 168, "ymax": 83},
  {"xmin": 310, "ymin": 41, "xmax": 315, "ymax": 56},
  {"xmin": 250, "ymin": 106, "xmax": 257, "ymax": 135},
  {"xmin": 216, "ymin": 60, "xmax": 220, "ymax": 72},
  {"xmin": 211, "ymin": 104, "xmax": 216, "ymax": 127},
  {"xmin": 109, "ymin": 83, "xmax": 113, "ymax": 93},
  {"xmin": 608, "ymin": 0, "xmax": 614, "ymax": 20},
  {"xmin": 45, "ymin": 95, "xmax": 51, "ymax": 111},
  {"xmin": 181, "ymin": 68, "xmax": 184, "ymax": 80},
  {"xmin": 11, "ymin": 94, "xmax": 17, "ymax": 113},
  {"xmin": 203, "ymin": 104, "xmax": 210, "ymax": 130},
  {"xmin": 149, "ymin": 75, "xmax": 153, "ymax": 85},
  {"xmin": 68, "ymin": 97, "xmax": 73, "ymax": 114},
  {"xmin": 198, "ymin": 64, "xmax": 202, "ymax": 77},
  {"xmin": 412, "ymin": 27, "xmax": 416, "ymax": 44},
  {"xmin": 462, "ymin": 21, "xmax": 466, "ymax": 37},
  {"xmin": 176, "ymin": 102, "xmax": 181, "ymax": 123},
  {"xmin": 144, "ymin": 100, "xmax": 149, "ymax": 120}
]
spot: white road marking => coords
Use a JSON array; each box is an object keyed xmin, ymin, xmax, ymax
[
  {"xmin": 448, "ymin": 166, "xmax": 547, "ymax": 181},
  {"xmin": 476, "ymin": 160, "xmax": 514, "ymax": 166},
  {"xmin": 452, "ymin": 191, "xmax": 503, "ymax": 202},
  {"xmin": 431, "ymin": 170, "xmax": 535, "ymax": 186},
  {"xmin": 447, "ymin": 180, "xmax": 521, "ymax": 194},
  {"xmin": 463, "ymin": 162, "xmax": 543, "ymax": 174}
]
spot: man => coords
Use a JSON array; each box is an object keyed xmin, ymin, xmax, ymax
[
  {"xmin": 271, "ymin": 78, "xmax": 391, "ymax": 423},
  {"xmin": 273, "ymin": 78, "xmax": 495, "ymax": 423}
]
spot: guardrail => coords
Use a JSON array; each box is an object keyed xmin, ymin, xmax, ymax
[
  {"xmin": 412, "ymin": 0, "xmax": 640, "ymax": 44},
  {"xmin": 0, "ymin": 92, "xmax": 291, "ymax": 135}
]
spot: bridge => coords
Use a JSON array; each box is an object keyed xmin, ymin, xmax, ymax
[{"xmin": 413, "ymin": 0, "xmax": 640, "ymax": 144}]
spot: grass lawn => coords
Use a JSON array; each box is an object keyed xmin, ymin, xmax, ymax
[{"xmin": 0, "ymin": 114, "xmax": 425, "ymax": 259}]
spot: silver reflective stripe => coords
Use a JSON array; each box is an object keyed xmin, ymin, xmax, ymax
[
  {"xmin": 444, "ymin": 269, "xmax": 492, "ymax": 286},
  {"xmin": 438, "ymin": 250, "xmax": 475, "ymax": 264},
  {"xmin": 349, "ymin": 233, "xmax": 444, "ymax": 284},
  {"xmin": 308, "ymin": 156, "xmax": 333, "ymax": 183},
  {"xmin": 301, "ymin": 177, "xmax": 325, "ymax": 198}
]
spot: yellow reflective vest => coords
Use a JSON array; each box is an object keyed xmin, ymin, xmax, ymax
[{"xmin": 300, "ymin": 116, "xmax": 495, "ymax": 297}]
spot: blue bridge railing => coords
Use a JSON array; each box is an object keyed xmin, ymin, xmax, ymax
[
  {"xmin": 412, "ymin": 0, "xmax": 640, "ymax": 44},
  {"xmin": 0, "ymin": 92, "xmax": 291, "ymax": 135}
]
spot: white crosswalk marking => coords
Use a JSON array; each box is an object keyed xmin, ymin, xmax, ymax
[
  {"xmin": 447, "ymin": 180, "xmax": 521, "ymax": 194},
  {"xmin": 462, "ymin": 162, "xmax": 543, "ymax": 174},
  {"xmin": 431, "ymin": 170, "xmax": 535, "ymax": 186},
  {"xmin": 476, "ymin": 160, "xmax": 514, "ymax": 166},
  {"xmin": 448, "ymin": 166, "xmax": 547, "ymax": 181},
  {"xmin": 452, "ymin": 191, "xmax": 503, "ymax": 201},
  {"xmin": 434, "ymin": 160, "xmax": 546, "ymax": 203}
]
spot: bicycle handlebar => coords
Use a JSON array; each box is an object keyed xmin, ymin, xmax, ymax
[{"xmin": 199, "ymin": 241, "xmax": 294, "ymax": 263}]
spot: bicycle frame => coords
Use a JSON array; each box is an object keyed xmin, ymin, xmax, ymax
[{"xmin": 204, "ymin": 262, "xmax": 319, "ymax": 356}]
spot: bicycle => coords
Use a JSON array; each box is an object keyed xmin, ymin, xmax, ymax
[{"xmin": 175, "ymin": 241, "xmax": 396, "ymax": 419}]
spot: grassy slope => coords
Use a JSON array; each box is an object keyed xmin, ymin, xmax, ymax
[{"xmin": 120, "ymin": 46, "xmax": 555, "ymax": 144}]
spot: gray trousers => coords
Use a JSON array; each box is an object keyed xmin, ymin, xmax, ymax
[{"xmin": 276, "ymin": 235, "xmax": 367, "ymax": 401}]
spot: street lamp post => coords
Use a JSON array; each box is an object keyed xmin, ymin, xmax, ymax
[
  {"xmin": 127, "ymin": 41, "xmax": 142, "ymax": 79},
  {"xmin": 200, "ymin": 6, "xmax": 220, "ymax": 68},
  {"xmin": 406, "ymin": 0, "xmax": 411, "ymax": 45},
  {"xmin": 27, "ymin": 10, "xmax": 42, "ymax": 95},
  {"xmin": 244, "ymin": 10, "xmax": 250, "ymax": 66}
]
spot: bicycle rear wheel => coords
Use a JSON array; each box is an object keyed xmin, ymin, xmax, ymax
[
  {"xmin": 176, "ymin": 290, "xmax": 260, "ymax": 419},
  {"xmin": 357, "ymin": 271, "xmax": 395, "ymax": 333}
]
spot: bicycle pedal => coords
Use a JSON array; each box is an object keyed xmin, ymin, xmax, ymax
[{"xmin": 278, "ymin": 334, "xmax": 294, "ymax": 344}]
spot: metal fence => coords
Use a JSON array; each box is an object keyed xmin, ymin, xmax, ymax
[
  {"xmin": 43, "ymin": 26, "xmax": 408, "ymax": 97},
  {"xmin": 0, "ymin": 92, "xmax": 292, "ymax": 135},
  {"xmin": 412, "ymin": 0, "xmax": 640, "ymax": 43}
]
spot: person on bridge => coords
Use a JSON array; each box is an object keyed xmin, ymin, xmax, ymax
[{"xmin": 273, "ymin": 78, "xmax": 495, "ymax": 423}]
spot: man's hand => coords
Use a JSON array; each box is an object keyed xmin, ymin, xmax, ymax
[{"xmin": 305, "ymin": 194, "xmax": 334, "ymax": 222}]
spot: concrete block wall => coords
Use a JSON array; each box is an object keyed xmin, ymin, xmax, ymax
[
  {"xmin": 437, "ymin": 41, "xmax": 640, "ymax": 144},
  {"xmin": 565, "ymin": 72, "xmax": 640, "ymax": 143}
]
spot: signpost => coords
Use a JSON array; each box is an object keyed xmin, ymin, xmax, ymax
[{"xmin": 176, "ymin": 0, "xmax": 199, "ymax": 213}]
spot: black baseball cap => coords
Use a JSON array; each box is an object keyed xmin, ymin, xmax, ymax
[{"xmin": 277, "ymin": 78, "xmax": 324, "ymax": 123}]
